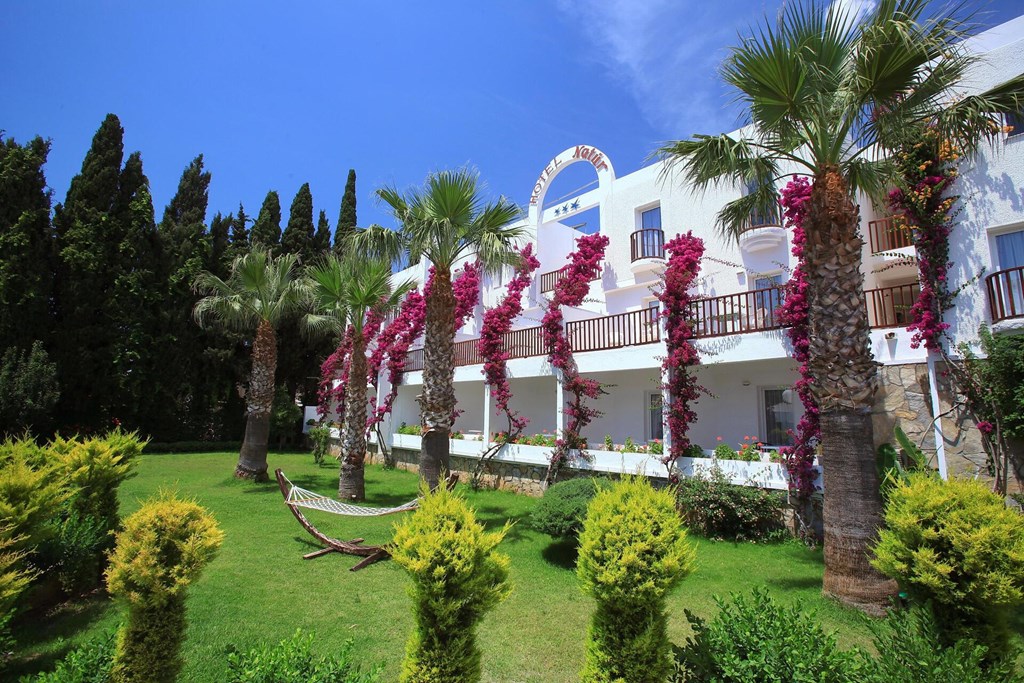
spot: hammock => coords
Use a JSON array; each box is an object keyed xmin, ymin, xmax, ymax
[
  {"xmin": 282, "ymin": 474, "xmax": 420, "ymax": 517},
  {"xmin": 274, "ymin": 468, "xmax": 456, "ymax": 571},
  {"xmin": 275, "ymin": 468, "xmax": 410, "ymax": 570}
]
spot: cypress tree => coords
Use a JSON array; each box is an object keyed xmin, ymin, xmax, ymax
[
  {"xmin": 227, "ymin": 203, "xmax": 249, "ymax": 262},
  {"xmin": 52, "ymin": 114, "xmax": 127, "ymax": 430},
  {"xmin": 313, "ymin": 210, "xmax": 331, "ymax": 255},
  {"xmin": 109, "ymin": 152, "xmax": 161, "ymax": 430},
  {"xmin": 0, "ymin": 135, "xmax": 54, "ymax": 353},
  {"xmin": 208, "ymin": 212, "xmax": 232, "ymax": 277},
  {"xmin": 333, "ymin": 168, "xmax": 357, "ymax": 253},
  {"xmin": 280, "ymin": 182, "xmax": 314, "ymax": 263},
  {"xmin": 156, "ymin": 155, "xmax": 216, "ymax": 440},
  {"xmin": 250, "ymin": 191, "xmax": 281, "ymax": 253}
]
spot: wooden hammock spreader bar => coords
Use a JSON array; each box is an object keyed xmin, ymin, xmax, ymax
[{"xmin": 275, "ymin": 468, "xmax": 392, "ymax": 571}]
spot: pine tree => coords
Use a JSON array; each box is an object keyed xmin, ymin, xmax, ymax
[
  {"xmin": 333, "ymin": 168, "xmax": 357, "ymax": 253},
  {"xmin": 313, "ymin": 210, "xmax": 331, "ymax": 255},
  {"xmin": 0, "ymin": 135, "xmax": 54, "ymax": 353},
  {"xmin": 280, "ymin": 182, "xmax": 314, "ymax": 263},
  {"xmin": 250, "ymin": 191, "xmax": 281, "ymax": 253}
]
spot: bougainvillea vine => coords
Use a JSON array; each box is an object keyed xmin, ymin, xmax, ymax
[
  {"xmin": 541, "ymin": 233, "xmax": 609, "ymax": 484},
  {"xmin": 888, "ymin": 128, "xmax": 958, "ymax": 351},
  {"xmin": 889, "ymin": 127, "xmax": 1014, "ymax": 493},
  {"xmin": 776, "ymin": 176, "xmax": 820, "ymax": 502},
  {"xmin": 656, "ymin": 231, "xmax": 705, "ymax": 467},
  {"xmin": 365, "ymin": 289, "xmax": 427, "ymax": 444},
  {"xmin": 473, "ymin": 245, "xmax": 541, "ymax": 484},
  {"xmin": 318, "ymin": 325, "xmax": 354, "ymax": 419},
  {"xmin": 452, "ymin": 260, "xmax": 482, "ymax": 330}
]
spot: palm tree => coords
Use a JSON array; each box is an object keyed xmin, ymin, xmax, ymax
[
  {"xmin": 304, "ymin": 254, "xmax": 412, "ymax": 501},
  {"xmin": 656, "ymin": 0, "xmax": 1024, "ymax": 613},
  {"xmin": 353, "ymin": 169, "xmax": 525, "ymax": 490},
  {"xmin": 194, "ymin": 249, "xmax": 304, "ymax": 481}
]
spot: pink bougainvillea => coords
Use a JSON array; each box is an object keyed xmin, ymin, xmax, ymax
[
  {"xmin": 366, "ymin": 289, "xmax": 427, "ymax": 432},
  {"xmin": 318, "ymin": 325, "xmax": 355, "ymax": 419},
  {"xmin": 776, "ymin": 176, "xmax": 820, "ymax": 501},
  {"xmin": 656, "ymin": 232, "xmax": 706, "ymax": 465},
  {"xmin": 452, "ymin": 260, "xmax": 482, "ymax": 331},
  {"xmin": 541, "ymin": 233, "xmax": 609, "ymax": 482},
  {"xmin": 478, "ymin": 244, "xmax": 541, "ymax": 438},
  {"xmin": 888, "ymin": 129, "xmax": 958, "ymax": 350}
]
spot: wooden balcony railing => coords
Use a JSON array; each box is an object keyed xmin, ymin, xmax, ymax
[
  {"xmin": 865, "ymin": 282, "xmax": 920, "ymax": 328},
  {"xmin": 868, "ymin": 217, "xmax": 913, "ymax": 254},
  {"xmin": 630, "ymin": 229, "xmax": 665, "ymax": 262},
  {"xmin": 539, "ymin": 266, "xmax": 602, "ymax": 293},
  {"xmin": 399, "ymin": 282, "xmax": 936, "ymax": 373},
  {"xmin": 987, "ymin": 266, "xmax": 1024, "ymax": 324},
  {"xmin": 566, "ymin": 308, "xmax": 660, "ymax": 352},
  {"xmin": 686, "ymin": 286, "xmax": 785, "ymax": 338}
]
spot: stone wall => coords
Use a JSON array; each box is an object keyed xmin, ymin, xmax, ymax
[{"xmin": 872, "ymin": 361, "xmax": 994, "ymax": 481}]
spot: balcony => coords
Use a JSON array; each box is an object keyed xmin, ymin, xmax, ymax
[
  {"xmin": 629, "ymin": 229, "xmax": 666, "ymax": 275},
  {"xmin": 987, "ymin": 266, "xmax": 1024, "ymax": 332},
  {"xmin": 738, "ymin": 216, "xmax": 785, "ymax": 253},
  {"xmin": 400, "ymin": 282, "xmax": 923, "ymax": 373},
  {"xmin": 865, "ymin": 282, "xmax": 920, "ymax": 328},
  {"xmin": 868, "ymin": 217, "xmax": 913, "ymax": 254},
  {"xmin": 539, "ymin": 266, "xmax": 602, "ymax": 293}
]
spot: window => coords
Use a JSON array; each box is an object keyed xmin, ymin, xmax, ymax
[
  {"xmin": 646, "ymin": 392, "xmax": 664, "ymax": 442},
  {"xmin": 996, "ymin": 230, "xmax": 1024, "ymax": 270},
  {"xmin": 646, "ymin": 298, "xmax": 661, "ymax": 324},
  {"xmin": 1007, "ymin": 111, "xmax": 1024, "ymax": 138},
  {"xmin": 762, "ymin": 387, "xmax": 795, "ymax": 447},
  {"xmin": 745, "ymin": 180, "xmax": 779, "ymax": 226},
  {"xmin": 641, "ymin": 206, "xmax": 662, "ymax": 230},
  {"xmin": 754, "ymin": 274, "xmax": 784, "ymax": 318}
]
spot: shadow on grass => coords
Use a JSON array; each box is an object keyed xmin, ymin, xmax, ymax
[
  {"xmin": 764, "ymin": 575, "xmax": 823, "ymax": 591},
  {"xmin": 541, "ymin": 538, "xmax": 579, "ymax": 570},
  {"xmin": 8, "ymin": 594, "xmax": 115, "ymax": 678},
  {"xmin": 470, "ymin": 505, "xmax": 531, "ymax": 543}
]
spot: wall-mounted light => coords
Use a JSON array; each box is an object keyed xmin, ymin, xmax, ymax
[{"xmin": 742, "ymin": 380, "xmax": 751, "ymax": 387}]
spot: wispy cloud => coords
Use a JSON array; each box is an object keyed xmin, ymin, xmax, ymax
[
  {"xmin": 555, "ymin": 0, "xmax": 754, "ymax": 138},
  {"xmin": 829, "ymin": 0, "xmax": 878, "ymax": 23}
]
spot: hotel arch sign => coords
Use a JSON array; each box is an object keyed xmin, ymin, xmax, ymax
[{"xmin": 528, "ymin": 144, "xmax": 616, "ymax": 209}]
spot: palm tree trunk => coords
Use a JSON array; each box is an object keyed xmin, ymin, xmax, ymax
[
  {"xmin": 803, "ymin": 167, "xmax": 895, "ymax": 615},
  {"xmin": 419, "ymin": 268, "xmax": 456, "ymax": 490},
  {"xmin": 237, "ymin": 320, "xmax": 276, "ymax": 481},
  {"xmin": 338, "ymin": 334, "xmax": 369, "ymax": 501}
]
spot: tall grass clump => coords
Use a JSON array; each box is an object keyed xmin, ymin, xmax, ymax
[
  {"xmin": 390, "ymin": 484, "xmax": 512, "ymax": 683},
  {"xmin": 105, "ymin": 491, "xmax": 223, "ymax": 683},
  {"xmin": 577, "ymin": 477, "xmax": 695, "ymax": 682}
]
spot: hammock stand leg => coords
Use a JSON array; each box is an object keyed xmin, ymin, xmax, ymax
[{"xmin": 275, "ymin": 468, "xmax": 392, "ymax": 572}]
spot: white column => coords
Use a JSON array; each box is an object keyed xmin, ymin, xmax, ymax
[
  {"xmin": 482, "ymin": 384, "xmax": 492, "ymax": 454},
  {"xmin": 927, "ymin": 351, "xmax": 948, "ymax": 479},
  {"xmin": 660, "ymin": 313, "xmax": 672, "ymax": 456},
  {"xmin": 554, "ymin": 372, "xmax": 565, "ymax": 439}
]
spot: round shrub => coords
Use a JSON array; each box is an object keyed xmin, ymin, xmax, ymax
[
  {"xmin": 105, "ymin": 492, "xmax": 223, "ymax": 683},
  {"xmin": 871, "ymin": 473, "xmax": 1024, "ymax": 657},
  {"xmin": 577, "ymin": 477, "xmax": 695, "ymax": 682},
  {"xmin": 391, "ymin": 484, "xmax": 511, "ymax": 683},
  {"xmin": 531, "ymin": 477, "xmax": 608, "ymax": 541}
]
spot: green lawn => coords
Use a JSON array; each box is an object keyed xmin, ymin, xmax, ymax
[{"xmin": 12, "ymin": 452, "xmax": 879, "ymax": 682}]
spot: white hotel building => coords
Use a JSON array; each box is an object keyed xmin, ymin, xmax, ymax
[{"xmin": 368, "ymin": 17, "xmax": 1024, "ymax": 491}]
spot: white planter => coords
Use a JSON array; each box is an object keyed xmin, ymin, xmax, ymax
[{"xmin": 393, "ymin": 433, "xmax": 422, "ymax": 450}]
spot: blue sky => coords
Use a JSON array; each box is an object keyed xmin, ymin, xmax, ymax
[{"xmin": 2, "ymin": 1, "xmax": 1021, "ymax": 233}]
